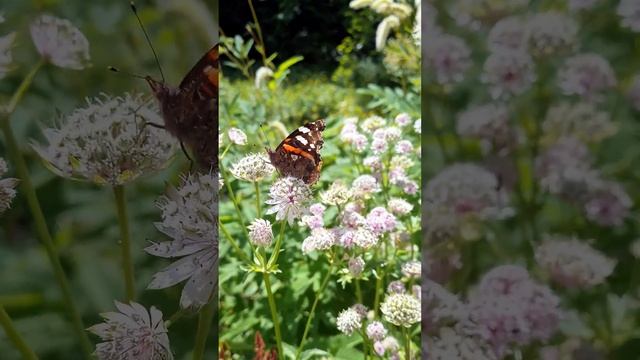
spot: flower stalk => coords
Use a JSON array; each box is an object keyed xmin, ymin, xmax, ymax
[
  {"xmin": 0, "ymin": 306, "xmax": 38, "ymax": 360},
  {"xmin": 192, "ymin": 299, "xmax": 215, "ymax": 360},
  {"xmin": 113, "ymin": 185, "xmax": 136, "ymax": 301}
]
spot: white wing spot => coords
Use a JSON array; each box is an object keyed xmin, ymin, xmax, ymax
[
  {"xmin": 310, "ymin": 143, "xmax": 315, "ymax": 149},
  {"xmin": 296, "ymin": 135, "xmax": 308, "ymax": 145},
  {"xmin": 298, "ymin": 127, "xmax": 311, "ymax": 133}
]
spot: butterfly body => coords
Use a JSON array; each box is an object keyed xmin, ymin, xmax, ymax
[
  {"xmin": 146, "ymin": 45, "xmax": 219, "ymax": 169},
  {"xmin": 267, "ymin": 119, "xmax": 325, "ymax": 184}
]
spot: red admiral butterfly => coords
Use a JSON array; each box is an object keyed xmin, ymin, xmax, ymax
[
  {"xmin": 146, "ymin": 45, "xmax": 218, "ymax": 170},
  {"xmin": 267, "ymin": 119, "xmax": 325, "ymax": 185}
]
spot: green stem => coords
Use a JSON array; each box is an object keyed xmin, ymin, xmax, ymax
[
  {"xmin": 220, "ymin": 163, "xmax": 252, "ymax": 241},
  {"xmin": 192, "ymin": 300, "xmax": 215, "ymax": 360},
  {"xmin": 403, "ymin": 327, "xmax": 411, "ymax": 360},
  {"xmin": 267, "ymin": 217, "xmax": 288, "ymax": 268},
  {"xmin": 164, "ymin": 307, "xmax": 189, "ymax": 328},
  {"xmin": 355, "ymin": 279, "xmax": 363, "ymax": 304},
  {"xmin": 113, "ymin": 185, "xmax": 135, "ymax": 301},
  {"xmin": 5, "ymin": 60, "xmax": 44, "ymax": 114},
  {"xmin": 263, "ymin": 273, "xmax": 283, "ymax": 358},
  {"xmin": 373, "ymin": 267, "xmax": 384, "ymax": 318},
  {"xmin": 0, "ymin": 306, "xmax": 38, "ymax": 360},
  {"xmin": 295, "ymin": 259, "xmax": 337, "ymax": 359},
  {"xmin": 254, "ymin": 181, "xmax": 262, "ymax": 218},
  {"xmin": 0, "ymin": 63, "xmax": 92, "ymax": 357}
]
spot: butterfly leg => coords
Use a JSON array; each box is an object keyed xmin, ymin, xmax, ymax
[{"xmin": 180, "ymin": 140, "xmax": 195, "ymax": 171}]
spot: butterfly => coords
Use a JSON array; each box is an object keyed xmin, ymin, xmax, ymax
[
  {"xmin": 145, "ymin": 44, "xmax": 219, "ymax": 170},
  {"xmin": 267, "ymin": 119, "xmax": 325, "ymax": 185}
]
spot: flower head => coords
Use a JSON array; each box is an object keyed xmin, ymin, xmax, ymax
[
  {"xmin": 336, "ymin": 308, "xmax": 362, "ymax": 335},
  {"xmin": 365, "ymin": 207, "xmax": 397, "ymax": 234},
  {"xmin": 527, "ymin": 12, "xmax": 578, "ymax": 57},
  {"xmin": 229, "ymin": 153, "xmax": 275, "ymax": 182},
  {"xmin": 354, "ymin": 226, "xmax": 380, "ymax": 249},
  {"xmin": 88, "ymin": 301, "xmax": 173, "ymax": 360},
  {"xmin": 542, "ymin": 102, "xmax": 616, "ymax": 144},
  {"xmin": 401, "ymin": 261, "xmax": 421, "ymax": 278},
  {"xmin": 146, "ymin": 173, "xmax": 217, "ymax": 309},
  {"xmin": 428, "ymin": 327, "xmax": 497, "ymax": 360},
  {"xmin": 424, "ymin": 34, "xmax": 472, "ymax": 86},
  {"xmin": 34, "ymin": 94, "xmax": 176, "ymax": 186},
  {"xmin": 265, "ymin": 176, "xmax": 312, "ymax": 225},
  {"xmin": 30, "ymin": 14, "xmax": 90, "ymax": 69},
  {"xmin": 488, "ymin": 16, "xmax": 528, "ymax": 52},
  {"xmin": 482, "ymin": 50, "xmax": 536, "ymax": 100},
  {"xmin": 535, "ymin": 235, "xmax": 615, "ymax": 288},
  {"xmin": 301, "ymin": 227, "xmax": 335, "ymax": 254},
  {"xmin": 227, "ymin": 127, "xmax": 247, "ymax": 145},
  {"xmin": 380, "ymin": 293, "xmax": 421, "ymax": 327},
  {"xmin": 366, "ymin": 321, "xmax": 387, "ymax": 341},
  {"xmin": 352, "ymin": 175, "xmax": 381, "ymax": 198},
  {"xmin": 348, "ymin": 256, "xmax": 365, "ymax": 276},
  {"xmin": 248, "ymin": 219, "xmax": 273, "ymax": 247},
  {"xmin": 388, "ymin": 197, "xmax": 413, "ymax": 215},
  {"xmin": 394, "ymin": 113, "xmax": 411, "ymax": 127},
  {"xmin": 320, "ymin": 181, "xmax": 352, "ymax": 206},
  {"xmin": 387, "ymin": 280, "xmax": 406, "ymax": 294},
  {"xmin": 618, "ymin": 0, "xmax": 640, "ymax": 32},
  {"xmin": 558, "ymin": 54, "xmax": 616, "ymax": 101}
]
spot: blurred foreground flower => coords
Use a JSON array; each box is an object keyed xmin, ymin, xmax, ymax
[
  {"xmin": 30, "ymin": 14, "xmax": 90, "ymax": 69},
  {"xmin": 265, "ymin": 176, "xmax": 312, "ymax": 225},
  {"xmin": 34, "ymin": 94, "xmax": 176, "ymax": 185},
  {"xmin": 558, "ymin": 53, "xmax": 616, "ymax": 101},
  {"xmin": 0, "ymin": 158, "xmax": 18, "ymax": 214},
  {"xmin": 88, "ymin": 301, "xmax": 172, "ymax": 360},
  {"xmin": 146, "ymin": 172, "xmax": 217, "ymax": 309},
  {"xmin": 0, "ymin": 31, "xmax": 15, "ymax": 79},
  {"xmin": 535, "ymin": 235, "xmax": 615, "ymax": 288}
]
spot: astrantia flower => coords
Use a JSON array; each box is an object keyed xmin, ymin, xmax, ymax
[
  {"xmin": 352, "ymin": 175, "xmax": 381, "ymax": 198},
  {"xmin": 0, "ymin": 158, "xmax": 18, "ymax": 214},
  {"xmin": 366, "ymin": 207, "xmax": 397, "ymax": 234},
  {"xmin": 248, "ymin": 218, "xmax": 273, "ymax": 247},
  {"xmin": 88, "ymin": 301, "xmax": 172, "ymax": 360},
  {"xmin": 488, "ymin": 16, "xmax": 528, "ymax": 52},
  {"xmin": 387, "ymin": 280, "xmax": 406, "ymax": 294},
  {"xmin": 535, "ymin": 235, "xmax": 615, "ymax": 288},
  {"xmin": 376, "ymin": 15, "xmax": 400, "ymax": 51},
  {"xmin": 558, "ymin": 54, "xmax": 616, "ymax": 101},
  {"xmin": 320, "ymin": 181, "xmax": 351, "ymax": 206},
  {"xmin": 381, "ymin": 293, "xmax": 421, "ymax": 327},
  {"xmin": 354, "ymin": 226, "xmax": 379, "ymax": 249},
  {"xmin": 366, "ymin": 321, "xmax": 387, "ymax": 341},
  {"xmin": 0, "ymin": 32, "xmax": 15, "ymax": 79},
  {"xmin": 428, "ymin": 327, "xmax": 498, "ymax": 360},
  {"xmin": 350, "ymin": 303, "xmax": 368, "ymax": 319},
  {"xmin": 464, "ymin": 265, "xmax": 561, "ymax": 357},
  {"xmin": 456, "ymin": 103, "xmax": 511, "ymax": 149},
  {"xmin": 542, "ymin": 102, "xmax": 616, "ymax": 144},
  {"xmin": 618, "ymin": 0, "xmax": 640, "ymax": 32},
  {"xmin": 527, "ymin": 12, "xmax": 578, "ymax": 57},
  {"xmin": 584, "ymin": 180, "xmax": 632, "ymax": 227},
  {"xmin": 265, "ymin": 176, "xmax": 312, "ymax": 225},
  {"xmin": 388, "ymin": 197, "xmax": 413, "ymax": 215},
  {"xmin": 348, "ymin": 256, "xmax": 365, "ymax": 276},
  {"xmin": 425, "ymin": 163, "xmax": 511, "ymax": 220},
  {"xmin": 394, "ymin": 140, "xmax": 413, "ymax": 154},
  {"xmin": 423, "ymin": 279, "xmax": 466, "ymax": 327},
  {"xmin": 146, "ymin": 173, "xmax": 217, "ymax": 309},
  {"xmin": 371, "ymin": 138, "xmax": 388, "ymax": 154},
  {"xmin": 450, "ymin": 0, "xmax": 530, "ymax": 30},
  {"xmin": 227, "ymin": 127, "xmax": 247, "ymax": 145},
  {"xmin": 34, "ymin": 94, "xmax": 176, "ymax": 186},
  {"xmin": 336, "ymin": 308, "xmax": 362, "ymax": 335},
  {"xmin": 482, "ymin": 50, "xmax": 536, "ymax": 100},
  {"xmin": 361, "ymin": 115, "xmax": 386, "ymax": 133},
  {"xmin": 255, "ymin": 66, "xmax": 274, "ymax": 88},
  {"xmin": 363, "ymin": 156, "xmax": 382, "ymax": 171},
  {"xmin": 395, "ymin": 113, "xmax": 411, "ymax": 127},
  {"xmin": 30, "ymin": 14, "xmax": 90, "ymax": 70},
  {"xmin": 230, "ymin": 153, "xmax": 275, "ymax": 182},
  {"xmin": 424, "ymin": 34, "xmax": 472, "ymax": 86},
  {"xmin": 401, "ymin": 261, "xmax": 421, "ymax": 278},
  {"xmin": 301, "ymin": 227, "xmax": 335, "ymax": 254}
]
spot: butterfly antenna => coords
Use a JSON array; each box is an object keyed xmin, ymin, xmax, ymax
[
  {"xmin": 130, "ymin": 1, "xmax": 166, "ymax": 83},
  {"xmin": 108, "ymin": 66, "xmax": 147, "ymax": 80},
  {"xmin": 258, "ymin": 122, "xmax": 271, "ymax": 148}
]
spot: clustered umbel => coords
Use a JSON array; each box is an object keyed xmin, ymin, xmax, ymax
[
  {"xmin": 146, "ymin": 172, "xmax": 217, "ymax": 309},
  {"xmin": 34, "ymin": 94, "xmax": 176, "ymax": 186},
  {"xmin": 88, "ymin": 301, "xmax": 173, "ymax": 360}
]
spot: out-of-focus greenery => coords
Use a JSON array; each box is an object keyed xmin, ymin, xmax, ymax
[{"xmin": 0, "ymin": 0, "xmax": 217, "ymax": 359}]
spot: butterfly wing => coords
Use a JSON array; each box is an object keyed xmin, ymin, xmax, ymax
[
  {"xmin": 268, "ymin": 119, "xmax": 325, "ymax": 184},
  {"xmin": 179, "ymin": 44, "xmax": 218, "ymax": 98}
]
